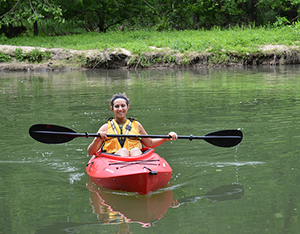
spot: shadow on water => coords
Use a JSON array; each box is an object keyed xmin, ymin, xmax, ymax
[{"xmin": 36, "ymin": 181, "xmax": 244, "ymax": 234}]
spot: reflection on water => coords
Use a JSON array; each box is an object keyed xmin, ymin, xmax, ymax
[
  {"xmin": 177, "ymin": 183, "xmax": 244, "ymax": 205},
  {"xmin": 86, "ymin": 177, "xmax": 173, "ymax": 228},
  {"xmin": 35, "ymin": 181, "xmax": 244, "ymax": 234},
  {"xmin": 2, "ymin": 66, "xmax": 300, "ymax": 233},
  {"xmin": 86, "ymin": 180, "xmax": 244, "ymax": 230}
]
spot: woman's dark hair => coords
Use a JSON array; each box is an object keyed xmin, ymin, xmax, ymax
[{"xmin": 110, "ymin": 93, "xmax": 129, "ymax": 106}]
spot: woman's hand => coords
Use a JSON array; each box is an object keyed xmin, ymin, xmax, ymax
[
  {"xmin": 168, "ymin": 131, "xmax": 178, "ymax": 140},
  {"xmin": 98, "ymin": 131, "xmax": 107, "ymax": 139}
]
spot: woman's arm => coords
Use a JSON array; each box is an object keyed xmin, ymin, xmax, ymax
[
  {"xmin": 87, "ymin": 124, "xmax": 108, "ymax": 155},
  {"xmin": 138, "ymin": 122, "xmax": 177, "ymax": 148}
]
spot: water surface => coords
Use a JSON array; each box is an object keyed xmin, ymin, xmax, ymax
[{"xmin": 1, "ymin": 66, "xmax": 300, "ymax": 233}]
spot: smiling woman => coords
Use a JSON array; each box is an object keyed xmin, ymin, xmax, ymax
[{"xmin": 87, "ymin": 93, "xmax": 178, "ymax": 156}]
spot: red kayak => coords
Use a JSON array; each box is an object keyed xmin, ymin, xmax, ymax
[{"xmin": 86, "ymin": 148, "xmax": 172, "ymax": 194}]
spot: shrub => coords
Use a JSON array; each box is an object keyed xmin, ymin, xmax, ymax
[
  {"xmin": 27, "ymin": 49, "xmax": 51, "ymax": 63},
  {"xmin": 15, "ymin": 48, "xmax": 27, "ymax": 61},
  {"xmin": 0, "ymin": 52, "xmax": 12, "ymax": 62}
]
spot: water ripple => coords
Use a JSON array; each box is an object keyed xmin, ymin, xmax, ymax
[{"xmin": 180, "ymin": 161, "xmax": 265, "ymax": 168}]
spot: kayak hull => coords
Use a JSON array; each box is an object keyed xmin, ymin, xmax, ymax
[{"xmin": 86, "ymin": 148, "xmax": 172, "ymax": 194}]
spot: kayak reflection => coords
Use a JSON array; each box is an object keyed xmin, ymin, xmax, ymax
[
  {"xmin": 87, "ymin": 177, "xmax": 244, "ymax": 229},
  {"xmin": 86, "ymin": 177, "xmax": 173, "ymax": 228}
]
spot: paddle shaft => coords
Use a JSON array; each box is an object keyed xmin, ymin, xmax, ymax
[
  {"xmin": 29, "ymin": 124, "xmax": 243, "ymax": 147},
  {"xmin": 33, "ymin": 130, "xmax": 241, "ymax": 140}
]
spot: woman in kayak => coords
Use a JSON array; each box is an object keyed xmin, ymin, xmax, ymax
[{"xmin": 87, "ymin": 93, "xmax": 177, "ymax": 156}]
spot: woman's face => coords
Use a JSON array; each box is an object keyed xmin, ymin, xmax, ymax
[{"xmin": 111, "ymin": 98, "xmax": 129, "ymax": 119}]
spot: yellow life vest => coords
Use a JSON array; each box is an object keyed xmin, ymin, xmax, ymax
[{"xmin": 102, "ymin": 118, "xmax": 142, "ymax": 154}]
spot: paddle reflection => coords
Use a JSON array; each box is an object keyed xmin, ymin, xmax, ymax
[{"xmin": 175, "ymin": 183, "xmax": 244, "ymax": 206}]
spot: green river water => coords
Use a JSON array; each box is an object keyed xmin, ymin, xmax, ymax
[{"xmin": 1, "ymin": 66, "xmax": 300, "ymax": 234}]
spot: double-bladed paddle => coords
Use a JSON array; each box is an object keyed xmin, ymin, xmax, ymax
[{"xmin": 29, "ymin": 124, "xmax": 243, "ymax": 148}]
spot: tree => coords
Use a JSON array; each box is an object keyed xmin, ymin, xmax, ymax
[
  {"xmin": 256, "ymin": 0, "xmax": 300, "ymax": 24},
  {"xmin": 0, "ymin": 0, "xmax": 64, "ymax": 36},
  {"xmin": 58, "ymin": 0, "xmax": 148, "ymax": 32}
]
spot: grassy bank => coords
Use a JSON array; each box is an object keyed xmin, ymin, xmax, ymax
[{"xmin": 1, "ymin": 25, "xmax": 300, "ymax": 70}]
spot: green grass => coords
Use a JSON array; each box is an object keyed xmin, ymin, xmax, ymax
[{"xmin": 1, "ymin": 24, "xmax": 300, "ymax": 56}]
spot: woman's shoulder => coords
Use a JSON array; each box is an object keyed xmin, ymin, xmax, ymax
[
  {"xmin": 98, "ymin": 123, "xmax": 108, "ymax": 131},
  {"xmin": 136, "ymin": 121, "xmax": 142, "ymax": 126},
  {"xmin": 137, "ymin": 121, "xmax": 147, "ymax": 134}
]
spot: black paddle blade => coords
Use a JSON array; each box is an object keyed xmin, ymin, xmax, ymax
[
  {"xmin": 204, "ymin": 129, "xmax": 243, "ymax": 147},
  {"xmin": 29, "ymin": 124, "xmax": 77, "ymax": 144}
]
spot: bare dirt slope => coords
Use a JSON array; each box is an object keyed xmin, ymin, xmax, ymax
[{"xmin": 0, "ymin": 44, "xmax": 299, "ymax": 71}]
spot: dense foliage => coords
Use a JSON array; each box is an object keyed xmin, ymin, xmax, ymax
[{"xmin": 0, "ymin": 0, "xmax": 300, "ymax": 37}]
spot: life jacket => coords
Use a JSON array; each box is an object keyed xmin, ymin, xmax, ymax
[{"xmin": 102, "ymin": 117, "xmax": 142, "ymax": 154}]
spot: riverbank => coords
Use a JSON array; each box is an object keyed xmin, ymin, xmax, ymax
[
  {"xmin": 1, "ymin": 27, "xmax": 300, "ymax": 71},
  {"xmin": 1, "ymin": 44, "xmax": 300, "ymax": 71}
]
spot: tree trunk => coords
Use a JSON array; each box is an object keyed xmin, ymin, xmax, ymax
[
  {"xmin": 97, "ymin": 18, "xmax": 105, "ymax": 32},
  {"xmin": 192, "ymin": 14, "xmax": 199, "ymax": 29},
  {"xmin": 250, "ymin": 0, "xmax": 258, "ymax": 23},
  {"xmin": 33, "ymin": 21, "xmax": 38, "ymax": 36}
]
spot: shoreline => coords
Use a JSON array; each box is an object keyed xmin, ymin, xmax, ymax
[{"xmin": 1, "ymin": 45, "xmax": 300, "ymax": 71}]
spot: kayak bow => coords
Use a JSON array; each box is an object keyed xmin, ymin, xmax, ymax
[{"xmin": 86, "ymin": 148, "xmax": 172, "ymax": 194}]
